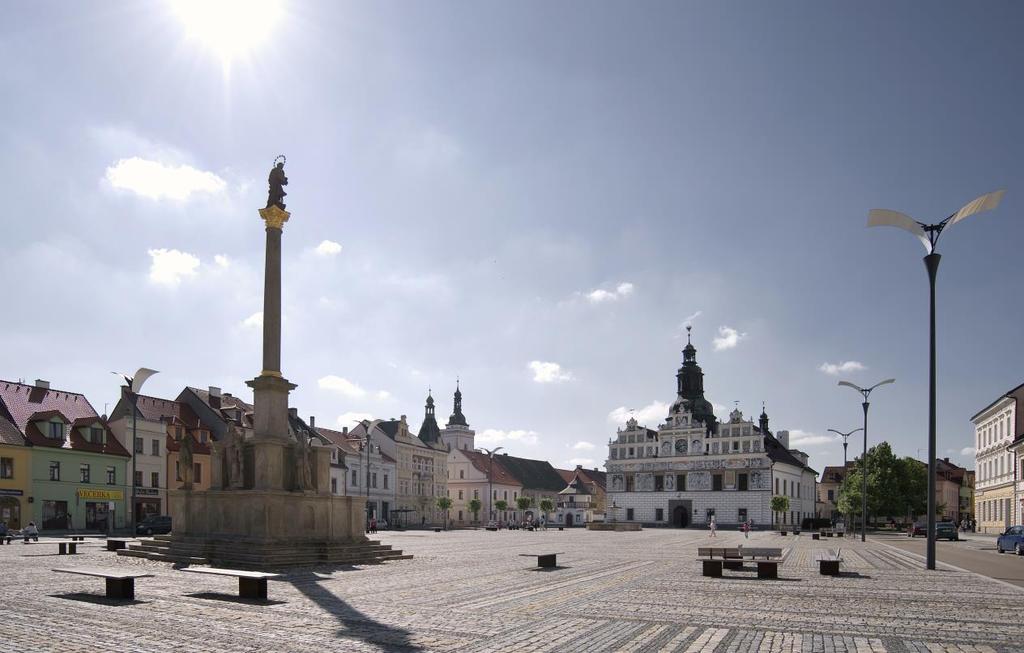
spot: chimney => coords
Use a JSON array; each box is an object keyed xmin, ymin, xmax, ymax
[
  {"xmin": 35, "ymin": 379, "xmax": 50, "ymax": 390},
  {"xmin": 288, "ymin": 407, "xmax": 298, "ymax": 419},
  {"xmin": 943, "ymin": 457, "xmax": 949, "ymax": 464},
  {"xmin": 342, "ymin": 426, "xmax": 348, "ymax": 435},
  {"xmin": 310, "ymin": 415, "xmax": 316, "ymax": 429},
  {"xmin": 776, "ymin": 430, "xmax": 789, "ymax": 449},
  {"xmin": 208, "ymin": 386, "xmax": 222, "ymax": 409}
]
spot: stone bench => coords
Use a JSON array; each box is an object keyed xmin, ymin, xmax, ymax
[
  {"xmin": 519, "ymin": 552, "xmax": 563, "ymax": 568},
  {"xmin": 53, "ymin": 567, "xmax": 154, "ymax": 600},
  {"xmin": 815, "ymin": 549, "xmax": 843, "ymax": 576},
  {"xmin": 106, "ymin": 538, "xmax": 136, "ymax": 551},
  {"xmin": 35, "ymin": 539, "xmax": 82, "ymax": 555},
  {"xmin": 180, "ymin": 567, "xmax": 280, "ymax": 600}
]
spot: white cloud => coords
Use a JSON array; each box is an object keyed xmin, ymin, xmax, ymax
[
  {"xmin": 477, "ymin": 429, "xmax": 539, "ymax": 446},
  {"xmin": 105, "ymin": 157, "xmax": 226, "ymax": 201},
  {"xmin": 528, "ymin": 361, "xmax": 573, "ymax": 383},
  {"xmin": 241, "ymin": 312, "xmax": 263, "ymax": 328},
  {"xmin": 337, "ymin": 412, "xmax": 374, "ymax": 427},
  {"xmin": 960, "ymin": 447, "xmax": 977, "ymax": 456},
  {"xmin": 213, "ymin": 254, "xmax": 231, "ymax": 268},
  {"xmin": 585, "ymin": 282, "xmax": 634, "ymax": 304},
  {"xmin": 147, "ymin": 248, "xmax": 200, "ymax": 287},
  {"xmin": 608, "ymin": 401, "xmax": 669, "ymax": 425},
  {"xmin": 819, "ymin": 360, "xmax": 866, "ymax": 376},
  {"xmin": 787, "ymin": 429, "xmax": 838, "ymax": 447},
  {"xmin": 375, "ymin": 390, "xmax": 392, "ymax": 401},
  {"xmin": 318, "ymin": 375, "xmax": 368, "ymax": 399},
  {"xmin": 567, "ymin": 457, "xmax": 595, "ymax": 468},
  {"xmin": 572, "ymin": 441, "xmax": 596, "ymax": 451},
  {"xmin": 712, "ymin": 326, "xmax": 746, "ymax": 351},
  {"xmin": 712, "ymin": 403, "xmax": 727, "ymax": 416},
  {"xmin": 314, "ymin": 240, "xmax": 343, "ymax": 256}
]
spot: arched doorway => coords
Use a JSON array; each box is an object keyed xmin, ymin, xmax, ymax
[
  {"xmin": 565, "ymin": 513, "xmax": 574, "ymax": 527},
  {"xmin": 0, "ymin": 497, "xmax": 21, "ymax": 529},
  {"xmin": 673, "ymin": 506, "xmax": 689, "ymax": 528}
]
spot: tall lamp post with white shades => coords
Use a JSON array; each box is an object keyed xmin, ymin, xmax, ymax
[
  {"xmin": 827, "ymin": 427, "xmax": 862, "ymax": 528},
  {"xmin": 867, "ymin": 189, "xmax": 1005, "ymax": 570},
  {"xmin": 838, "ymin": 379, "xmax": 894, "ymax": 543}
]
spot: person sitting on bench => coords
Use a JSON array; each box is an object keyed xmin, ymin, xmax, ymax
[
  {"xmin": 0, "ymin": 521, "xmax": 7, "ymax": 539},
  {"xmin": 22, "ymin": 522, "xmax": 39, "ymax": 543}
]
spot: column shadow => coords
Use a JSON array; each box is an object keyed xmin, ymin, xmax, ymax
[{"xmin": 287, "ymin": 570, "xmax": 422, "ymax": 652}]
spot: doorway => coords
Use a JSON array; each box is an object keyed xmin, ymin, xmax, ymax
[
  {"xmin": 672, "ymin": 506, "xmax": 690, "ymax": 528},
  {"xmin": 565, "ymin": 513, "xmax": 574, "ymax": 527}
]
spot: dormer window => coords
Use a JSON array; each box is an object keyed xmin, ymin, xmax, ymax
[
  {"xmin": 90, "ymin": 427, "xmax": 105, "ymax": 444},
  {"xmin": 48, "ymin": 422, "xmax": 63, "ymax": 439}
]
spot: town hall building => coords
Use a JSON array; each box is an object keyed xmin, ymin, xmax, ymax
[{"xmin": 606, "ymin": 330, "xmax": 817, "ymax": 529}]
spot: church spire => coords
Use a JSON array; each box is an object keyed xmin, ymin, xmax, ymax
[
  {"xmin": 418, "ymin": 388, "xmax": 442, "ymax": 443},
  {"xmin": 759, "ymin": 402, "xmax": 770, "ymax": 435},
  {"xmin": 447, "ymin": 379, "xmax": 468, "ymax": 427},
  {"xmin": 671, "ymin": 326, "xmax": 718, "ymax": 433}
]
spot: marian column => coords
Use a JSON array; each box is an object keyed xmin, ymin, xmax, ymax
[{"xmin": 246, "ymin": 157, "xmax": 297, "ymax": 490}]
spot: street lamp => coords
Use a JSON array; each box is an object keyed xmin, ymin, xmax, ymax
[
  {"xmin": 868, "ymin": 189, "xmax": 1005, "ymax": 570},
  {"xmin": 481, "ymin": 446, "xmax": 504, "ymax": 523},
  {"xmin": 838, "ymin": 379, "xmax": 895, "ymax": 543},
  {"xmin": 113, "ymin": 367, "xmax": 158, "ymax": 535},
  {"xmin": 827, "ymin": 427, "xmax": 862, "ymax": 528}
]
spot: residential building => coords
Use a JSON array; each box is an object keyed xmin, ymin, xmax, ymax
[
  {"xmin": 817, "ymin": 464, "xmax": 851, "ymax": 523},
  {"xmin": 316, "ymin": 421, "xmax": 395, "ymax": 525},
  {"xmin": 0, "ymin": 379, "xmax": 130, "ymax": 532},
  {"xmin": 606, "ymin": 333, "xmax": 818, "ymax": 528},
  {"xmin": 447, "ymin": 448, "xmax": 521, "ymax": 524},
  {"xmin": 972, "ymin": 382, "xmax": 1023, "ymax": 532},
  {"xmin": 1007, "ymin": 437, "xmax": 1024, "ymax": 527},
  {"xmin": 0, "ymin": 405, "xmax": 31, "ymax": 529},
  {"xmin": 554, "ymin": 467, "xmax": 604, "ymax": 526},
  {"xmin": 555, "ymin": 465, "xmax": 607, "ymax": 516},
  {"xmin": 109, "ymin": 393, "xmax": 174, "ymax": 519}
]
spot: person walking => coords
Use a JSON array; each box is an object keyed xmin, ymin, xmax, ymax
[
  {"xmin": 709, "ymin": 515, "xmax": 717, "ymax": 537},
  {"xmin": 741, "ymin": 520, "xmax": 750, "ymax": 539},
  {"xmin": 370, "ymin": 517, "xmax": 377, "ymax": 534}
]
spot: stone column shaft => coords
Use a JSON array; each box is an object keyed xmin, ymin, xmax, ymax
[{"xmin": 262, "ymin": 225, "xmax": 283, "ymax": 375}]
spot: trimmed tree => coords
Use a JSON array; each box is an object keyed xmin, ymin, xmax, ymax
[
  {"xmin": 494, "ymin": 499, "xmax": 508, "ymax": 522},
  {"xmin": 539, "ymin": 497, "xmax": 554, "ymax": 525},
  {"xmin": 770, "ymin": 495, "xmax": 790, "ymax": 530},
  {"xmin": 516, "ymin": 496, "xmax": 534, "ymax": 524},
  {"xmin": 437, "ymin": 497, "xmax": 453, "ymax": 530},
  {"xmin": 468, "ymin": 498, "xmax": 482, "ymax": 523}
]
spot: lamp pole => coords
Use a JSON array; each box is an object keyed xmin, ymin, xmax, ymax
[
  {"xmin": 869, "ymin": 190, "xmax": 1004, "ymax": 569},
  {"xmin": 482, "ymin": 446, "xmax": 503, "ymax": 523},
  {"xmin": 113, "ymin": 368, "xmax": 157, "ymax": 536},
  {"xmin": 827, "ymin": 428, "xmax": 862, "ymax": 525},
  {"xmin": 838, "ymin": 380, "xmax": 895, "ymax": 542}
]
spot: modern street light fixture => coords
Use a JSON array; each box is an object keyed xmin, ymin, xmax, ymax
[
  {"xmin": 481, "ymin": 446, "xmax": 504, "ymax": 523},
  {"xmin": 868, "ymin": 189, "xmax": 1005, "ymax": 570},
  {"xmin": 838, "ymin": 379, "xmax": 895, "ymax": 542},
  {"xmin": 827, "ymin": 427, "xmax": 862, "ymax": 528},
  {"xmin": 113, "ymin": 367, "xmax": 158, "ymax": 535}
]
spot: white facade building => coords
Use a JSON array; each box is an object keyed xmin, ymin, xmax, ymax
[
  {"xmin": 606, "ymin": 332, "xmax": 817, "ymax": 529},
  {"xmin": 972, "ymin": 383, "xmax": 1022, "ymax": 532}
]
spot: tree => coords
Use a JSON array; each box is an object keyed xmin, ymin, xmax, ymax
[
  {"xmin": 494, "ymin": 499, "xmax": 508, "ymax": 522},
  {"xmin": 436, "ymin": 497, "xmax": 452, "ymax": 529},
  {"xmin": 516, "ymin": 496, "xmax": 534, "ymax": 523},
  {"xmin": 539, "ymin": 497, "xmax": 554, "ymax": 524},
  {"xmin": 837, "ymin": 443, "xmax": 928, "ymax": 527},
  {"xmin": 770, "ymin": 495, "xmax": 790, "ymax": 529},
  {"xmin": 468, "ymin": 498, "xmax": 482, "ymax": 523}
]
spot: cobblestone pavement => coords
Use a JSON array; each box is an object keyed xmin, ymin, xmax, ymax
[{"xmin": 1, "ymin": 529, "xmax": 1021, "ymax": 652}]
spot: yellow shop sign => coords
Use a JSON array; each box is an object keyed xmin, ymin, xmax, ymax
[{"xmin": 76, "ymin": 489, "xmax": 123, "ymax": 501}]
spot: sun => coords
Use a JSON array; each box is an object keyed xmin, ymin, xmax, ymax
[{"xmin": 169, "ymin": 0, "xmax": 284, "ymax": 66}]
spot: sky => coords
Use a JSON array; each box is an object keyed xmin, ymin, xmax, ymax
[{"xmin": 2, "ymin": 1, "xmax": 1022, "ymax": 474}]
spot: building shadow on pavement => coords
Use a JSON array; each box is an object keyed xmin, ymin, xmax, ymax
[{"xmin": 287, "ymin": 570, "xmax": 423, "ymax": 652}]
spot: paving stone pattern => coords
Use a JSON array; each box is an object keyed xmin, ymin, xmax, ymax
[{"xmin": 0, "ymin": 529, "xmax": 1020, "ymax": 652}]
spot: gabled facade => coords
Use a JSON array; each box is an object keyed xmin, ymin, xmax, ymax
[
  {"xmin": 316, "ymin": 422, "xmax": 395, "ymax": 525},
  {"xmin": 0, "ymin": 379, "xmax": 130, "ymax": 532},
  {"xmin": 0, "ymin": 409, "xmax": 30, "ymax": 530}
]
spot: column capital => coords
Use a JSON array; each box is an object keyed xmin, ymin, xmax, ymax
[{"xmin": 258, "ymin": 205, "xmax": 291, "ymax": 230}]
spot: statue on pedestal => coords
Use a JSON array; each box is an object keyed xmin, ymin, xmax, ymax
[
  {"xmin": 266, "ymin": 155, "xmax": 288, "ymax": 210},
  {"xmin": 179, "ymin": 432, "xmax": 194, "ymax": 491},
  {"xmin": 294, "ymin": 431, "xmax": 313, "ymax": 492},
  {"xmin": 225, "ymin": 424, "xmax": 245, "ymax": 489}
]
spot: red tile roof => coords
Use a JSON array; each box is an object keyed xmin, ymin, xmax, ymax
[{"xmin": 460, "ymin": 450, "xmax": 519, "ymax": 486}]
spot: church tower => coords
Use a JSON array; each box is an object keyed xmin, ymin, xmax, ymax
[
  {"xmin": 669, "ymin": 327, "xmax": 718, "ymax": 433},
  {"xmin": 417, "ymin": 389, "xmax": 443, "ymax": 444},
  {"xmin": 441, "ymin": 380, "xmax": 475, "ymax": 451}
]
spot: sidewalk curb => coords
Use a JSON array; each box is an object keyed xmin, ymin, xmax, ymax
[{"xmin": 875, "ymin": 538, "xmax": 1024, "ymax": 594}]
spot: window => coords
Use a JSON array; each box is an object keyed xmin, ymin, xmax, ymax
[
  {"xmin": 48, "ymin": 422, "xmax": 63, "ymax": 439},
  {"xmin": 134, "ymin": 470, "xmax": 143, "ymax": 486},
  {"xmin": 458, "ymin": 490, "xmax": 463, "ymax": 500},
  {"xmin": 503, "ymin": 491, "xmax": 508, "ymax": 500},
  {"xmin": 175, "ymin": 462, "xmax": 181, "ymax": 481},
  {"xmin": 372, "ymin": 472, "xmax": 377, "ymax": 488},
  {"xmin": 712, "ymin": 474, "xmax": 723, "ymax": 491},
  {"xmin": 151, "ymin": 472, "xmax": 159, "ymax": 488},
  {"xmin": 194, "ymin": 463, "xmax": 201, "ymax": 481},
  {"xmin": 151, "ymin": 439, "xmax": 160, "ymax": 456},
  {"xmin": 383, "ymin": 474, "xmax": 388, "ymax": 489},
  {"xmin": 0, "ymin": 457, "xmax": 13, "ymax": 479},
  {"xmin": 473, "ymin": 489, "xmax": 479, "ymax": 499},
  {"xmin": 783, "ymin": 479, "xmax": 788, "ymax": 495},
  {"xmin": 626, "ymin": 508, "xmax": 634, "ymax": 521},
  {"xmin": 655, "ymin": 508, "xmax": 664, "ymax": 521},
  {"xmin": 459, "ymin": 470, "xmax": 464, "ymax": 479},
  {"xmin": 676, "ymin": 474, "xmax": 686, "ymax": 491},
  {"xmin": 625, "ymin": 475, "xmax": 634, "ymax": 492},
  {"xmin": 732, "ymin": 441, "xmax": 739, "ymax": 451},
  {"xmin": 134, "ymin": 438, "xmax": 143, "ymax": 454},
  {"xmin": 331, "ymin": 478, "xmax": 338, "ymax": 494},
  {"xmin": 654, "ymin": 475, "xmax": 664, "ymax": 491},
  {"xmin": 775, "ymin": 478, "xmax": 779, "ymax": 494},
  {"xmin": 79, "ymin": 464, "xmax": 90, "ymax": 483},
  {"xmin": 827, "ymin": 489, "xmax": 834, "ymax": 501},
  {"xmin": 738, "ymin": 508, "xmax": 747, "ymax": 522},
  {"xmin": 628, "ymin": 447, "xmax": 634, "ymax": 457},
  {"xmin": 351, "ymin": 469, "xmax": 358, "ymax": 486},
  {"xmin": 738, "ymin": 473, "xmax": 748, "ymax": 491},
  {"xmin": 49, "ymin": 461, "xmax": 60, "ymax": 481},
  {"xmin": 106, "ymin": 466, "xmax": 116, "ymax": 485},
  {"xmin": 90, "ymin": 427, "xmax": 104, "ymax": 443}
]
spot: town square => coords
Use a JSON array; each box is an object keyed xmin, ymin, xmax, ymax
[{"xmin": 1, "ymin": 2, "xmax": 1023, "ymax": 652}]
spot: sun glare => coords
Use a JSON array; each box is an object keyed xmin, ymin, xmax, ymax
[{"xmin": 169, "ymin": 0, "xmax": 284, "ymax": 65}]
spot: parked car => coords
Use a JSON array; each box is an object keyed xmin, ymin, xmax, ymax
[
  {"xmin": 136, "ymin": 515, "xmax": 172, "ymax": 536},
  {"xmin": 935, "ymin": 522, "xmax": 959, "ymax": 541},
  {"xmin": 907, "ymin": 523, "xmax": 926, "ymax": 537},
  {"xmin": 996, "ymin": 525, "xmax": 1024, "ymax": 555}
]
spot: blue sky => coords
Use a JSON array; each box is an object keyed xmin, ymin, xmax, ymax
[{"xmin": 2, "ymin": 2, "xmax": 1021, "ymax": 472}]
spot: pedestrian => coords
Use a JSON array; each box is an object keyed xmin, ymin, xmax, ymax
[
  {"xmin": 709, "ymin": 515, "xmax": 717, "ymax": 537},
  {"xmin": 741, "ymin": 520, "xmax": 750, "ymax": 539},
  {"xmin": 22, "ymin": 521, "xmax": 38, "ymax": 543},
  {"xmin": 370, "ymin": 517, "xmax": 377, "ymax": 534}
]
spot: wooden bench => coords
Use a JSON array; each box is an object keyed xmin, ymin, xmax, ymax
[
  {"xmin": 53, "ymin": 567, "xmax": 154, "ymax": 600},
  {"xmin": 696, "ymin": 547, "xmax": 744, "ymax": 576},
  {"xmin": 180, "ymin": 567, "xmax": 280, "ymax": 600},
  {"xmin": 815, "ymin": 548, "xmax": 843, "ymax": 576},
  {"xmin": 37, "ymin": 539, "xmax": 82, "ymax": 555},
  {"xmin": 518, "ymin": 552, "xmax": 563, "ymax": 568},
  {"xmin": 734, "ymin": 547, "xmax": 786, "ymax": 579},
  {"xmin": 106, "ymin": 538, "xmax": 136, "ymax": 551}
]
